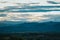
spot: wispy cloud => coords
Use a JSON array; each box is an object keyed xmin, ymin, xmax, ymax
[
  {"xmin": 47, "ymin": 1, "xmax": 60, "ymax": 4},
  {"xmin": 0, "ymin": 0, "xmax": 60, "ymax": 23},
  {"xmin": 0, "ymin": 11, "xmax": 60, "ymax": 22}
]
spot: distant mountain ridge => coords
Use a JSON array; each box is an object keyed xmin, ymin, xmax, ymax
[{"xmin": 0, "ymin": 21, "xmax": 60, "ymax": 33}]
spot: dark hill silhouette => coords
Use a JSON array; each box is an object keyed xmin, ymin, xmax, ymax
[{"xmin": 0, "ymin": 21, "xmax": 60, "ymax": 33}]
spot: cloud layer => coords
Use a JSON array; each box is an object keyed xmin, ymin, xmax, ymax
[
  {"xmin": 0, "ymin": 11, "xmax": 60, "ymax": 22},
  {"xmin": 0, "ymin": 0, "xmax": 60, "ymax": 23}
]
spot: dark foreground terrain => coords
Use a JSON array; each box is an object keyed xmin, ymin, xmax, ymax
[
  {"xmin": 0, "ymin": 21, "xmax": 60, "ymax": 40},
  {"xmin": 0, "ymin": 33, "xmax": 60, "ymax": 40}
]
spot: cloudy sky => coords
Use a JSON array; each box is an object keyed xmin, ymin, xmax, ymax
[
  {"xmin": 0, "ymin": 11, "xmax": 60, "ymax": 22},
  {"xmin": 0, "ymin": 0, "xmax": 60, "ymax": 3},
  {"xmin": 0, "ymin": 0, "xmax": 60, "ymax": 22},
  {"xmin": 0, "ymin": 0, "xmax": 48, "ymax": 3},
  {"xmin": 0, "ymin": 0, "xmax": 60, "ymax": 9}
]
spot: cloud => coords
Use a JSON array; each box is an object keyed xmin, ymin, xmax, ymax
[
  {"xmin": 47, "ymin": 1, "xmax": 60, "ymax": 4},
  {"xmin": 0, "ymin": 14, "xmax": 7, "ymax": 17},
  {"xmin": 0, "ymin": 11, "xmax": 60, "ymax": 22},
  {"xmin": 0, "ymin": 0, "xmax": 60, "ymax": 23},
  {"xmin": 0, "ymin": 0, "xmax": 47, "ymax": 3},
  {"xmin": 0, "ymin": 12, "xmax": 48, "ymax": 22}
]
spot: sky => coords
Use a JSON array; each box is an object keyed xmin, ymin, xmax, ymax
[
  {"xmin": 0, "ymin": 0, "xmax": 60, "ymax": 22},
  {"xmin": 0, "ymin": 11, "xmax": 60, "ymax": 22},
  {"xmin": 0, "ymin": 0, "xmax": 60, "ymax": 3},
  {"xmin": 0, "ymin": 0, "xmax": 60, "ymax": 8},
  {"xmin": 0, "ymin": 0, "xmax": 60, "ymax": 9},
  {"xmin": 0, "ymin": 0, "xmax": 47, "ymax": 3}
]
